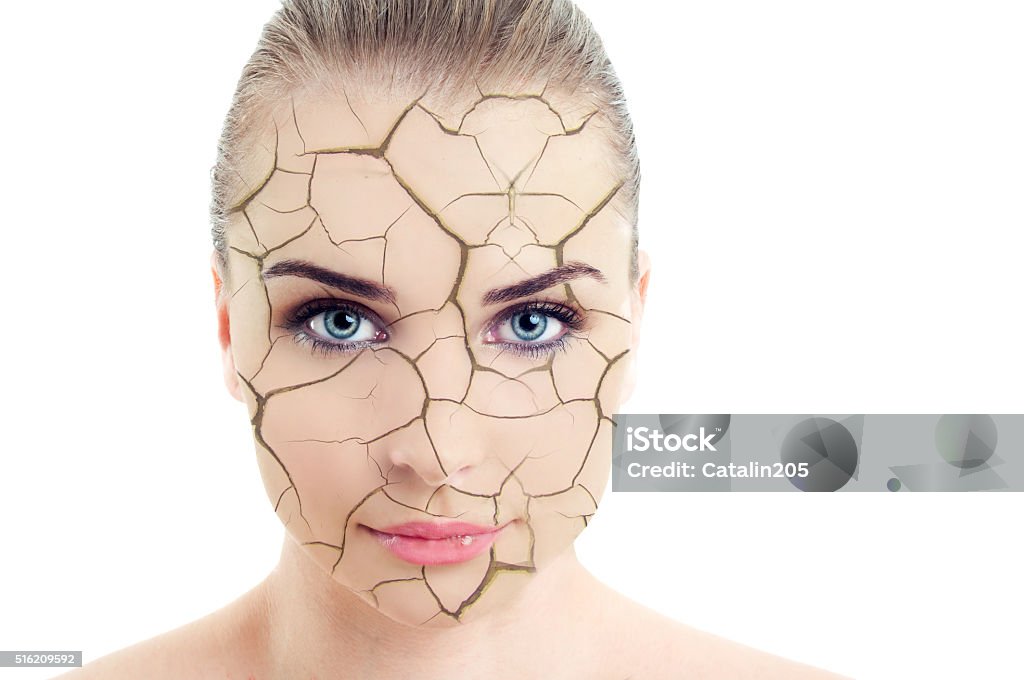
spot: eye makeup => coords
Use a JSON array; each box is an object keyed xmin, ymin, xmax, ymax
[
  {"xmin": 481, "ymin": 299, "xmax": 587, "ymax": 359},
  {"xmin": 275, "ymin": 295, "xmax": 588, "ymax": 359},
  {"xmin": 277, "ymin": 298, "xmax": 389, "ymax": 357}
]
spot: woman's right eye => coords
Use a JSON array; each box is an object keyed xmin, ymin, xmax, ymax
[
  {"xmin": 307, "ymin": 308, "xmax": 383, "ymax": 343},
  {"xmin": 282, "ymin": 301, "xmax": 389, "ymax": 355}
]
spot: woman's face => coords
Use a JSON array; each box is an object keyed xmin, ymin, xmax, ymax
[{"xmin": 217, "ymin": 83, "xmax": 642, "ymax": 627}]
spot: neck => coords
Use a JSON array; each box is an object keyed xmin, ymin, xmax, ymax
[{"xmin": 256, "ymin": 535, "xmax": 605, "ymax": 678}]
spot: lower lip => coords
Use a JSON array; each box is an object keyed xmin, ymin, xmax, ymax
[{"xmin": 365, "ymin": 525, "xmax": 506, "ymax": 566}]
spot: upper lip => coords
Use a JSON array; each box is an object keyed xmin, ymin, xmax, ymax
[{"xmin": 370, "ymin": 520, "xmax": 510, "ymax": 539}]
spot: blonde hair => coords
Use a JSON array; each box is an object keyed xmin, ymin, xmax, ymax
[{"xmin": 211, "ymin": 0, "xmax": 641, "ymax": 280}]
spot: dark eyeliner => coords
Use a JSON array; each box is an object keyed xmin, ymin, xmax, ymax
[
  {"xmin": 277, "ymin": 298, "xmax": 388, "ymax": 356},
  {"xmin": 493, "ymin": 300, "xmax": 585, "ymax": 331},
  {"xmin": 488, "ymin": 299, "xmax": 586, "ymax": 358}
]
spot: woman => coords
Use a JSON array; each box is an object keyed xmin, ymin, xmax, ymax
[{"xmin": 64, "ymin": 0, "xmax": 844, "ymax": 677}]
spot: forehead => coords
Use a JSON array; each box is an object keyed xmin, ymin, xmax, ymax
[{"xmin": 226, "ymin": 86, "xmax": 631, "ymax": 302}]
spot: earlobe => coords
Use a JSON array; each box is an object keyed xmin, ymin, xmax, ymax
[{"xmin": 211, "ymin": 252, "xmax": 244, "ymax": 403}]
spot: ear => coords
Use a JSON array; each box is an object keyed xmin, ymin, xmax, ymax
[
  {"xmin": 618, "ymin": 249, "xmax": 652, "ymax": 405},
  {"xmin": 211, "ymin": 251, "xmax": 244, "ymax": 403}
]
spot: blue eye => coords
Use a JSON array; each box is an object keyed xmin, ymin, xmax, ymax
[
  {"xmin": 484, "ymin": 301, "xmax": 585, "ymax": 357},
  {"xmin": 313, "ymin": 309, "xmax": 376, "ymax": 341},
  {"xmin": 281, "ymin": 298, "xmax": 584, "ymax": 359},
  {"xmin": 282, "ymin": 300, "xmax": 388, "ymax": 356},
  {"xmin": 504, "ymin": 310, "xmax": 559, "ymax": 343}
]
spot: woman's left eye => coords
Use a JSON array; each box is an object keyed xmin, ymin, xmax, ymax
[
  {"xmin": 492, "ymin": 310, "xmax": 565, "ymax": 344},
  {"xmin": 483, "ymin": 303, "xmax": 584, "ymax": 355}
]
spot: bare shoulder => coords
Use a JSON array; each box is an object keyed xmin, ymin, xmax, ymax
[
  {"xmin": 50, "ymin": 586, "xmax": 268, "ymax": 680},
  {"xmin": 593, "ymin": 586, "xmax": 851, "ymax": 680}
]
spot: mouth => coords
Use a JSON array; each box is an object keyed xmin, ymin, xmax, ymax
[{"xmin": 361, "ymin": 520, "xmax": 512, "ymax": 566}]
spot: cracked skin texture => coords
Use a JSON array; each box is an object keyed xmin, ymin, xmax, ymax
[
  {"xmin": 225, "ymin": 83, "xmax": 634, "ymax": 628},
  {"xmin": 56, "ymin": 83, "xmax": 850, "ymax": 680}
]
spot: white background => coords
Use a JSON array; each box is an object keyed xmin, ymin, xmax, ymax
[{"xmin": 1, "ymin": 1, "xmax": 1022, "ymax": 678}]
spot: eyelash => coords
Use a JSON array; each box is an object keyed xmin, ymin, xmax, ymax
[
  {"xmin": 277, "ymin": 298, "xmax": 585, "ymax": 359},
  {"xmin": 278, "ymin": 299, "xmax": 388, "ymax": 358},
  {"xmin": 487, "ymin": 300, "xmax": 585, "ymax": 358}
]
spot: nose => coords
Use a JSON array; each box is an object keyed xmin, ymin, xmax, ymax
[
  {"xmin": 378, "ymin": 404, "xmax": 484, "ymax": 488},
  {"xmin": 370, "ymin": 310, "xmax": 490, "ymax": 491}
]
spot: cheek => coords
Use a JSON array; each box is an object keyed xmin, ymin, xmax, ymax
[
  {"xmin": 256, "ymin": 349, "xmax": 425, "ymax": 535},
  {"xmin": 496, "ymin": 334, "xmax": 631, "ymax": 559},
  {"xmin": 517, "ymin": 310, "xmax": 633, "ymax": 532},
  {"xmin": 520, "ymin": 409, "xmax": 617, "ymax": 566}
]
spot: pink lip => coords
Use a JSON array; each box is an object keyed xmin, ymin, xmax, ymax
[{"xmin": 365, "ymin": 521, "xmax": 510, "ymax": 566}]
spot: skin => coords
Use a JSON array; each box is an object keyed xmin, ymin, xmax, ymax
[
  {"xmin": 223, "ymin": 83, "xmax": 638, "ymax": 629},
  {"xmin": 59, "ymin": 81, "xmax": 849, "ymax": 679}
]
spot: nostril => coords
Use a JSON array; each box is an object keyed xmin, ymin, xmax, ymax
[{"xmin": 443, "ymin": 465, "xmax": 473, "ymax": 486}]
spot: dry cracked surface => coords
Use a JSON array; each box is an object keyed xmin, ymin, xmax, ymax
[{"xmin": 222, "ymin": 82, "xmax": 637, "ymax": 628}]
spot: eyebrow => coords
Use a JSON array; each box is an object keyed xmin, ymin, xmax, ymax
[
  {"xmin": 483, "ymin": 261, "xmax": 607, "ymax": 305},
  {"xmin": 261, "ymin": 259, "xmax": 397, "ymax": 305}
]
